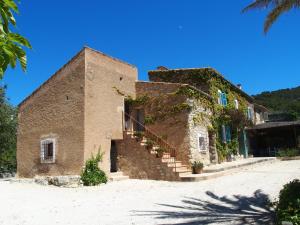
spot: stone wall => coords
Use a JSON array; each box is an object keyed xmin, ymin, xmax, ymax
[
  {"xmin": 135, "ymin": 81, "xmax": 191, "ymax": 165},
  {"xmin": 84, "ymin": 48, "xmax": 138, "ymax": 175},
  {"xmin": 17, "ymin": 50, "xmax": 86, "ymax": 178},
  {"xmin": 17, "ymin": 47, "xmax": 138, "ymax": 178},
  {"xmin": 116, "ymin": 133, "xmax": 180, "ymax": 181},
  {"xmin": 187, "ymin": 100, "xmax": 212, "ymax": 165}
]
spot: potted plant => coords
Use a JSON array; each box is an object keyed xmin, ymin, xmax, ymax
[
  {"xmin": 134, "ymin": 131, "xmax": 144, "ymax": 141},
  {"xmin": 156, "ymin": 147, "xmax": 166, "ymax": 158},
  {"xmin": 145, "ymin": 139, "xmax": 154, "ymax": 151},
  {"xmin": 192, "ymin": 161, "xmax": 204, "ymax": 174}
]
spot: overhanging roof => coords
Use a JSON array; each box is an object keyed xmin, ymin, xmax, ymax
[{"xmin": 247, "ymin": 121, "xmax": 300, "ymax": 130}]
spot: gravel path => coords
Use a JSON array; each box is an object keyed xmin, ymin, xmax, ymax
[{"xmin": 0, "ymin": 160, "xmax": 299, "ymax": 225}]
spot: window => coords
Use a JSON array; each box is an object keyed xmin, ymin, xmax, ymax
[
  {"xmin": 234, "ymin": 99, "xmax": 239, "ymax": 109},
  {"xmin": 218, "ymin": 90, "xmax": 227, "ymax": 107},
  {"xmin": 198, "ymin": 134, "xmax": 206, "ymax": 151},
  {"xmin": 247, "ymin": 107, "xmax": 253, "ymax": 120},
  {"xmin": 40, "ymin": 139, "xmax": 56, "ymax": 163},
  {"xmin": 217, "ymin": 90, "xmax": 222, "ymax": 105},
  {"xmin": 221, "ymin": 125, "xmax": 231, "ymax": 143}
]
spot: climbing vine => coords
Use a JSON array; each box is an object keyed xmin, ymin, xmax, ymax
[{"xmin": 150, "ymin": 68, "xmax": 253, "ymax": 161}]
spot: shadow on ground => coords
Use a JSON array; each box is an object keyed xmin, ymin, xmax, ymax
[{"xmin": 135, "ymin": 190, "xmax": 275, "ymax": 225}]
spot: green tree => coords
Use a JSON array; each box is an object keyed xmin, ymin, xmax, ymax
[
  {"xmin": 243, "ymin": 0, "xmax": 300, "ymax": 33},
  {"xmin": 0, "ymin": 85, "xmax": 17, "ymax": 173},
  {"xmin": 0, "ymin": 0, "xmax": 31, "ymax": 78}
]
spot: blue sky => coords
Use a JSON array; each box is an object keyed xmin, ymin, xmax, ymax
[{"xmin": 2, "ymin": 0, "xmax": 300, "ymax": 105}]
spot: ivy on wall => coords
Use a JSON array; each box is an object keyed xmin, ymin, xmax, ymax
[
  {"xmin": 149, "ymin": 68, "xmax": 253, "ymax": 162},
  {"xmin": 114, "ymin": 68, "xmax": 254, "ymax": 163}
]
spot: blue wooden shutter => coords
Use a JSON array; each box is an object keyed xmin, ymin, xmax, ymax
[
  {"xmin": 225, "ymin": 125, "xmax": 231, "ymax": 142},
  {"xmin": 222, "ymin": 93, "xmax": 227, "ymax": 106}
]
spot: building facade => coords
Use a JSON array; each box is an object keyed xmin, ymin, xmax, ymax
[{"xmin": 17, "ymin": 47, "xmax": 265, "ymax": 180}]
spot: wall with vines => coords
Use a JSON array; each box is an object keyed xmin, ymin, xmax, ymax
[{"xmin": 148, "ymin": 68, "xmax": 254, "ymax": 163}]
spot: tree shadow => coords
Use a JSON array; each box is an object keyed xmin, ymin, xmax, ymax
[{"xmin": 135, "ymin": 190, "xmax": 275, "ymax": 225}]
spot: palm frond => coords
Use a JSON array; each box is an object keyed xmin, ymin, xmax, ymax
[
  {"xmin": 264, "ymin": 0, "xmax": 296, "ymax": 33},
  {"xmin": 242, "ymin": 0, "xmax": 274, "ymax": 13}
]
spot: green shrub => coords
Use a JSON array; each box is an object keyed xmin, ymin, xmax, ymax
[
  {"xmin": 277, "ymin": 148, "xmax": 300, "ymax": 158},
  {"xmin": 275, "ymin": 179, "xmax": 300, "ymax": 225},
  {"xmin": 156, "ymin": 147, "xmax": 166, "ymax": 158},
  {"xmin": 144, "ymin": 115, "xmax": 156, "ymax": 125},
  {"xmin": 0, "ymin": 148, "xmax": 16, "ymax": 174},
  {"xmin": 145, "ymin": 139, "xmax": 154, "ymax": 149},
  {"xmin": 134, "ymin": 131, "xmax": 144, "ymax": 139},
  {"xmin": 81, "ymin": 151, "xmax": 107, "ymax": 186}
]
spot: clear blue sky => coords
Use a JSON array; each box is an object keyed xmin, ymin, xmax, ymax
[{"xmin": 2, "ymin": 0, "xmax": 300, "ymax": 105}]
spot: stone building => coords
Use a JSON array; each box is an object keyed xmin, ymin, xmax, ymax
[{"xmin": 17, "ymin": 47, "xmax": 265, "ymax": 181}]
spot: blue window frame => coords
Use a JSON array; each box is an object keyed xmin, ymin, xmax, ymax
[
  {"xmin": 218, "ymin": 90, "xmax": 227, "ymax": 107},
  {"xmin": 221, "ymin": 125, "xmax": 231, "ymax": 143}
]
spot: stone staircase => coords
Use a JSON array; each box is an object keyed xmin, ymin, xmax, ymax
[{"xmin": 119, "ymin": 131, "xmax": 192, "ymax": 181}]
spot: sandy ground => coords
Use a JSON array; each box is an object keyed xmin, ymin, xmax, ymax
[{"xmin": 0, "ymin": 160, "xmax": 299, "ymax": 225}]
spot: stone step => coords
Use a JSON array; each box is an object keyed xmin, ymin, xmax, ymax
[
  {"xmin": 161, "ymin": 157, "xmax": 177, "ymax": 163},
  {"xmin": 166, "ymin": 161, "xmax": 183, "ymax": 167},
  {"xmin": 178, "ymin": 171, "xmax": 193, "ymax": 176},
  {"xmin": 173, "ymin": 167, "xmax": 192, "ymax": 173},
  {"xmin": 109, "ymin": 172, "xmax": 129, "ymax": 182},
  {"xmin": 110, "ymin": 171, "xmax": 124, "ymax": 176}
]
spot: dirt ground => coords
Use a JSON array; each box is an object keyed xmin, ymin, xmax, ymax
[{"xmin": 0, "ymin": 159, "xmax": 299, "ymax": 225}]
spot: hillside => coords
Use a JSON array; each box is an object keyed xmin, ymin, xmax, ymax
[{"xmin": 253, "ymin": 86, "xmax": 300, "ymax": 119}]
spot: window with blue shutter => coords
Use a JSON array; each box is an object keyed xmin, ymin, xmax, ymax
[
  {"xmin": 222, "ymin": 93, "xmax": 227, "ymax": 106},
  {"xmin": 221, "ymin": 125, "xmax": 231, "ymax": 143},
  {"xmin": 218, "ymin": 90, "xmax": 222, "ymax": 105},
  {"xmin": 247, "ymin": 107, "xmax": 252, "ymax": 120},
  {"xmin": 218, "ymin": 90, "xmax": 227, "ymax": 107},
  {"xmin": 225, "ymin": 125, "xmax": 231, "ymax": 143}
]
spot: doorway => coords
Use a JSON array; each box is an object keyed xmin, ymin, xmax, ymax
[
  {"xmin": 135, "ymin": 109, "xmax": 145, "ymax": 132},
  {"xmin": 110, "ymin": 140, "xmax": 118, "ymax": 172}
]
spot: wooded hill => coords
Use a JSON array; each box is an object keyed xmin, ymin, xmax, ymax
[{"xmin": 253, "ymin": 86, "xmax": 300, "ymax": 119}]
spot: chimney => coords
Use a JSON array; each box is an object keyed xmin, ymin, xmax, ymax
[
  {"xmin": 156, "ymin": 66, "xmax": 169, "ymax": 71},
  {"xmin": 237, "ymin": 84, "xmax": 242, "ymax": 90}
]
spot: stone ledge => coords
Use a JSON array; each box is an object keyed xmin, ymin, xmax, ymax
[
  {"xmin": 180, "ymin": 157, "xmax": 277, "ymax": 182},
  {"xmin": 203, "ymin": 157, "xmax": 276, "ymax": 173},
  {"xmin": 33, "ymin": 175, "xmax": 82, "ymax": 187}
]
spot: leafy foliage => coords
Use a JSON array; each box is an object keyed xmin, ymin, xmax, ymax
[
  {"xmin": 277, "ymin": 148, "xmax": 300, "ymax": 157},
  {"xmin": 192, "ymin": 161, "xmax": 204, "ymax": 174},
  {"xmin": 0, "ymin": 86, "xmax": 17, "ymax": 173},
  {"xmin": 254, "ymin": 86, "xmax": 300, "ymax": 119},
  {"xmin": 275, "ymin": 179, "xmax": 300, "ymax": 224},
  {"xmin": 0, "ymin": 0, "xmax": 31, "ymax": 78},
  {"xmin": 243, "ymin": 0, "xmax": 300, "ymax": 33},
  {"xmin": 81, "ymin": 151, "xmax": 107, "ymax": 186},
  {"xmin": 156, "ymin": 147, "xmax": 166, "ymax": 158}
]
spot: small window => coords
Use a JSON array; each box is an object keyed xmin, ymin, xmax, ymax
[
  {"xmin": 217, "ymin": 90, "xmax": 222, "ymax": 105},
  {"xmin": 247, "ymin": 107, "xmax": 253, "ymax": 120},
  {"xmin": 198, "ymin": 133, "xmax": 207, "ymax": 151},
  {"xmin": 40, "ymin": 139, "xmax": 56, "ymax": 163},
  {"xmin": 218, "ymin": 90, "xmax": 227, "ymax": 107},
  {"xmin": 234, "ymin": 99, "xmax": 239, "ymax": 109}
]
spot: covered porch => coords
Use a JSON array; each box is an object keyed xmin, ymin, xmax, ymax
[{"xmin": 247, "ymin": 121, "xmax": 300, "ymax": 157}]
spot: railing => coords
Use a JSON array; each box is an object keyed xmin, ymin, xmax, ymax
[{"xmin": 124, "ymin": 112, "xmax": 178, "ymax": 172}]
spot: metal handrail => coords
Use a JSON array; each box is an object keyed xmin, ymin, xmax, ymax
[{"xmin": 124, "ymin": 112, "xmax": 178, "ymax": 172}]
